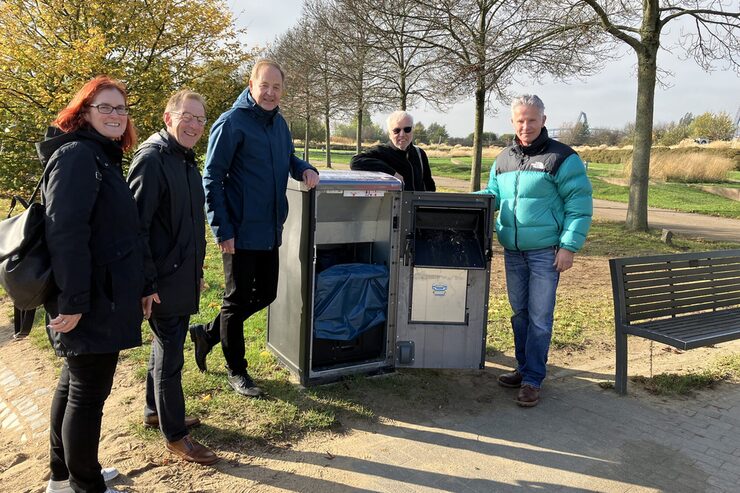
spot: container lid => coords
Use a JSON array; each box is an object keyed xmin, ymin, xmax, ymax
[{"xmin": 289, "ymin": 169, "xmax": 403, "ymax": 192}]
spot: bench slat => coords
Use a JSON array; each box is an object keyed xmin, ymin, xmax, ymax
[
  {"xmin": 625, "ymin": 291, "xmax": 740, "ymax": 316},
  {"xmin": 623, "ymin": 280, "xmax": 740, "ymax": 303},
  {"xmin": 626, "ymin": 299, "xmax": 740, "ymax": 321},
  {"xmin": 621, "ymin": 256, "xmax": 740, "ymax": 274},
  {"xmin": 623, "ymin": 268, "xmax": 740, "ymax": 290},
  {"xmin": 622, "ymin": 259, "xmax": 740, "ymax": 280},
  {"xmin": 624, "ymin": 283, "xmax": 740, "ymax": 305}
]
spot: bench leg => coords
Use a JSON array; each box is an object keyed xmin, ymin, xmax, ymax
[{"xmin": 615, "ymin": 330, "xmax": 627, "ymax": 395}]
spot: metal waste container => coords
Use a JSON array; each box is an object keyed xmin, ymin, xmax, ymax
[{"xmin": 267, "ymin": 170, "xmax": 493, "ymax": 385}]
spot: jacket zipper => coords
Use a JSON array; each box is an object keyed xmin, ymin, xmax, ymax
[{"xmin": 513, "ymin": 156, "xmax": 524, "ymax": 250}]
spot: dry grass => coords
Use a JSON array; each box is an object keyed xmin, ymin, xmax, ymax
[
  {"xmin": 623, "ymin": 151, "xmax": 735, "ymax": 182},
  {"xmin": 420, "ymin": 144, "xmax": 504, "ymax": 159},
  {"xmin": 674, "ymin": 139, "xmax": 739, "ymax": 149}
]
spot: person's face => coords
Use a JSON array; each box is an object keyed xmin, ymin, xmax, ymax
[
  {"xmin": 84, "ymin": 88, "xmax": 127, "ymax": 140},
  {"xmin": 512, "ymin": 104, "xmax": 546, "ymax": 146},
  {"xmin": 248, "ymin": 65, "xmax": 283, "ymax": 111},
  {"xmin": 388, "ymin": 116, "xmax": 414, "ymax": 150},
  {"xmin": 165, "ymin": 98, "xmax": 206, "ymax": 149}
]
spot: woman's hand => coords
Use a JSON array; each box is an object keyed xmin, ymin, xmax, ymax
[{"xmin": 48, "ymin": 313, "xmax": 82, "ymax": 333}]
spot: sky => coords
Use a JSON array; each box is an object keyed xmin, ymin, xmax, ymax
[{"xmin": 230, "ymin": 0, "xmax": 740, "ymax": 138}]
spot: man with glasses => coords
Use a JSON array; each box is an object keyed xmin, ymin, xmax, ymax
[
  {"xmin": 350, "ymin": 110, "xmax": 435, "ymax": 191},
  {"xmin": 127, "ymin": 90, "xmax": 219, "ymax": 465}
]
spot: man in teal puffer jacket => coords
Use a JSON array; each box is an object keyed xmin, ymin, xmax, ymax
[
  {"xmin": 478, "ymin": 95, "xmax": 592, "ymax": 407},
  {"xmin": 191, "ymin": 60, "xmax": 319, "ymax": 398}
]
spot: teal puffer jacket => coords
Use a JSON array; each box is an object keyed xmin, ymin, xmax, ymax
[{"xmin": 477, "ymin": 129, "xmax": 592, "ymax": 252}]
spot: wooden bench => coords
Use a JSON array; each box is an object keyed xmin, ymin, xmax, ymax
[{"xmin": 609, "ymin": 249, "xmax": 740, "ymax": 395}]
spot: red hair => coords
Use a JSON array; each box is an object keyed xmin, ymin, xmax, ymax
[{"xmin": 54, "ymin": 76, "xmax": 137, "ymax": 151}]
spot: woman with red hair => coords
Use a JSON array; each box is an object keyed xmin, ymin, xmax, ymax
[{"xmin": 38, "ymin": 76, "xmax": 150, "ymax": 493}]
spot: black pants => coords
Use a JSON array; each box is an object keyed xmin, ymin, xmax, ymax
[
  {"xmin": 203, "ymin": 249, "xmax": 279, "ymax": 376},
  {"xmin": 145, "ymin": 315, "xmax": 189, "ymax": 442},
  {"xmin": 49, "ymin": 352, "xmax": 119, "ymax": 493}
]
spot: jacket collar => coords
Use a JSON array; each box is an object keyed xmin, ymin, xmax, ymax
[
  {"xmin": 233, "ymin": 88, "xmax": 279, "ymax": 124},
  {"xmin": 513, "ymin": 127, "xmax": 550, "ymax": 156},
  {"xmin": 36, "ymin": 126, "xmax": 123, "ymax": 167}
]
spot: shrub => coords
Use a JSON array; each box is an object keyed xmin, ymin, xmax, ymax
[{"xmin": 623, "ymin": 150, "xmax": 735, "ymax": 183}]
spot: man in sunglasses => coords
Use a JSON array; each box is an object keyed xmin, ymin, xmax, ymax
[
  {"xmin": 350, "ymin": 110, "xmax": 436, "ymax": 191},
  {"xmin": 127, "ymin": 90, "xmax": 219, "ymax": 465}
]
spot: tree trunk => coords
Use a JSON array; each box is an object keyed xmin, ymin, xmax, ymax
[
  {"xmin": 399, "ymin": 72, "xmax": 407, "ymax": 110},
  {"xmin": 356, "ymin": 104, "xmax": 363, "ymax": 155},
  {"xmin": 304, "ymin": 114, "xmax": 311, "ymax": 164},
  {"xmin": 470, "ymin": 78, "xmax": 486, "ymax": 192},
  {"xmin": 325, "ymin": 111, "xmax": 332, "ymax": 169},
  {"xmin": 626, "ymin": 36, "xmax": 660, "ymax": 230}
]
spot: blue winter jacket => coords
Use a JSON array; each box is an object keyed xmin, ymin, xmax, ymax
[
  {"xmin": 203, "ymin": 89, "xmax": 316, "ymax": 250},
  {"xmin": 477, "ymin": 128, "xmax": 592, "ymax": 252}
]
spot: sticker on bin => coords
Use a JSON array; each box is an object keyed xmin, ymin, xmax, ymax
[
  {"xmin": 342, "ymin": 190, "xmax": 385, "ymax": 197},
  {"xmin": 431, "ymin": 284, "xmax": 448, "ymax": 296}
]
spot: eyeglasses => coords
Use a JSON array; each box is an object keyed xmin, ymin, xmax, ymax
[
  {"xmin": 392, "ymin": 126, "xmax": 413, "ymax": 135},
  {"xmin": 171, "ymin": 111, "xmax": 207, "ymax": 126},
  {"xmin": 88, "ymin": 103, "xmax": 129, "ymax": 115}
]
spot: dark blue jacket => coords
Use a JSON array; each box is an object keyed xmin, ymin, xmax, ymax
[
  {"xmin": 38, "ymin": 128, "xmax": 145, "ymax": 356},
  {"xmin": 203, "ymin": 88, "xmax": 316, "ymax": 250}
]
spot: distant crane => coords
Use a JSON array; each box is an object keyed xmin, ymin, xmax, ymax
[
  {"xmin": 734, "ymin": 106, "xmax": 740, "ymax": 140},
  {"xmin": 551, "ymin": 111, "xmax": 588, "ymax": 140}
]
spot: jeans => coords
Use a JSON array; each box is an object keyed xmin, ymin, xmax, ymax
[
  {"xmin": 504, "ymin": 247, "xmax": 560, "ymax": 388},
  {"xmin": 203, "ymin": 249, "xmax": 279, "ymax": 376},
  {"xmin": 145, "ymin": 315, "xmax": 189, "ymax": 442},
  {"xmin": 49, "ymin": 352, "xmax": 119, "ymax": 493}
]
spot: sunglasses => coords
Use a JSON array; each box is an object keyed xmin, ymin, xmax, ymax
[{"xmin": 392, "ymin": 126, "xmax": 413, "ymax": 135}]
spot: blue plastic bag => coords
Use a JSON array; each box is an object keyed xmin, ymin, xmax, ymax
[{"xmin": 314, "ymin": 263, "xmax": 388, "ymax": 341}]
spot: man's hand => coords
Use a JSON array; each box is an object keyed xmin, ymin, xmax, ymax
[
  {"xmin": 48, "ymin": 313, "xmax": 82, "ymax": 333},
  {"xmin": 219, "ymin": 238, "xmax": 236, "ymax": 254},
  {"xmin": 200, "ymin": 278, "xmax": 206, "ymax": 292},
  {"xmin": 553, "ymin": 248, "xmax": 575, "ymax": 273},
  {"xmin": 142, "ymin": 293, "xmax": 161, "ymax": 320},
  {"xmin": 303, "ymin": 169, "xmax": 319, "ymax": 189}
]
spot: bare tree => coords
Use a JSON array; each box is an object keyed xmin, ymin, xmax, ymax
[
  {"xmin": 269, "ymin": 21, "xmax": 320, "ymax": 163},
  {"xmin": 385, "ymin": 0, "xmax": 604, "ymax": 190},
  {"xmin": 340, "ymin": 0, "xmax": 448, "ymax": 111},
  {"xmin": 579, "ymin": 0, "xmax": 739, "ymax": 231},
  {"xmin": 305, "ymin": 0, "xmax": 392, "ymax": 154}
]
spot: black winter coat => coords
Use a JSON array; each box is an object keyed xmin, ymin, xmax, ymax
[
  {"xmin": 350, "ymin": 142, "xmax": 436, "ymax": 192},
  {"xmin": 38, "ymin": 128, "xmax": 145, "ymax": 357},
  {"xmin": 127, "ymin": 130, "xmax": 206, "ymax": 317}
]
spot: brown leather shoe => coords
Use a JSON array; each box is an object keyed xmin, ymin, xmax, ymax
[
  {"xmin": 166, "ymin": 435, "xmax": 219, "ymax": 465},
  {"xmin": 497, "ymin": 370, "xmax": 523, "ymax": 388},
  {"xmin": 515, "ymin": 384, "xmax": 540, "ymax": 407},
  {"xmin": 144, "ymin": 414, "xmax": 201, "ymax": 429}
]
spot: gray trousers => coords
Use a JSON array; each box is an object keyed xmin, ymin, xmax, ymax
[{"xmin": 145, "ymin": 315, "xmax": 189, "ymax": 442}]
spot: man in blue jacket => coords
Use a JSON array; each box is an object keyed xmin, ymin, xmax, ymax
[
  {"xmin": 191, "ymin": 59, "xmax": 319, "ymax": 397},
  {"xmin": 478, "ymin": 95, "xmax": 592, "ymax": 407}
]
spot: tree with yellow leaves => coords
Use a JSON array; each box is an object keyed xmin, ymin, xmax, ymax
[{"xmin": 0, "ymin": 0, "xmax": 254, "ymax": 196}]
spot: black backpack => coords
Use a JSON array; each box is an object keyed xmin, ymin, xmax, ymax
[{"xmin": 0, "ymin": 178, "xmax": 55, "ymax": 311}]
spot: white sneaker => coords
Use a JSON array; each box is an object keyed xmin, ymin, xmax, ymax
[
  {"xmin": 46, "ymin": 467, "xmax": 120, "ymax": 492},
  {"xmin": 101, "ymin": 467, "xmax": 119, "ymax": 482},
  {"xmin": 45, "ymin": 479, "xmax": 73, "ymax": 493}
]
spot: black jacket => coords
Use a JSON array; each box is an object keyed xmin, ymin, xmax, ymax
[
  {"xmin": 38, "ymin": 128, "xmax": 145, "ymax": 356},
  {"xmin": 128, "ymin": 130, "xmax": 207, "ymax": 317},
  {"xmin": 350, "ymin": 142, "xmax": 436, "ymax": 192}
]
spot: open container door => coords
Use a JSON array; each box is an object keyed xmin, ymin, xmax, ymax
[{"xmin": 394, "ymin": 192, "xmax": 494, "ymax": 369}]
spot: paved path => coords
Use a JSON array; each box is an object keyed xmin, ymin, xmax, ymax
[{"xmin": 269, "ymin": 350, "xmax": 740, "ymax": 493}]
